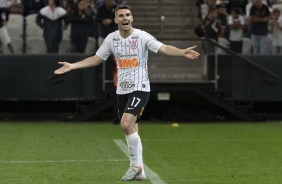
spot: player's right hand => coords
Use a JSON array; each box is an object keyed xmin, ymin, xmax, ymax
[{"xmin": 54, "ymin": 62, "xmax": 73, "ymax": 74}]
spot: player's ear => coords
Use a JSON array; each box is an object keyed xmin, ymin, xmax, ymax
[{"xmin": 115, "ymin": 17, "xmax": 118, "ymax": 24}]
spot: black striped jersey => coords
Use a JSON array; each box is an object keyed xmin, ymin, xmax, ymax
[{"xmin": 96, "ymin": 28, "xmax": 163, "ymax": 94}]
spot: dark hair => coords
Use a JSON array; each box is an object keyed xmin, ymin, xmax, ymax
[
  {"xmin": 209, "ymin": 7, "xmax": 218, "ymax": 14},
  {"xmin": 273, "ymin": 8, "xmax": 281, "ymax": 13},
  {"xmin": 231, "ymin": 7, "xmax": 241, "ymax": 14},
  {"xmin": 53, "ymin": 0, "xmax": 61, "ymax": 7},
  {"xmin": 74, "ymin": 0, "xmax": 84, "ymax": 13},
  {"xmin": 216, "ymin": 4, "xmax": 225, "ymax": 9},
  {"xmin": 115, "ymin": 4, "xmax": 131, "ymax": 14}
]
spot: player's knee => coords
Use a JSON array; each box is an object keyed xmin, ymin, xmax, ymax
[{"xmin": 120, "ymin": 120, "xmax": 131, "ymax": 132}]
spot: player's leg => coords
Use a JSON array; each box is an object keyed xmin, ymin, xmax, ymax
[
  {"xmin": 120, "ymin": 112, "xmax": 142, "ymax": 181},
  {"xmin": 118, "ymin": 91, "xmax": 149, "ymax": 181},
  {"xmin": 132, "ymin": 92, "xmax": 150, "ymax": 180},
  {"xmin": 116, "ymin": 94, "xmax": 140, "ymax": 181},
  {"xmin": 135, "ymin": 123, "xmax": 147, "ymax": 180}
]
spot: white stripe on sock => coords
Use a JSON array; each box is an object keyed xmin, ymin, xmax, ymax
[{"xmin": 114, "ymin": 139, "xmax": 166, "ymax": 184}]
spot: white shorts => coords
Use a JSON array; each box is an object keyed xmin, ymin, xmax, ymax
[{"xmin": 0, "ymin": 26, "xmax": 11, "ymax": 45}]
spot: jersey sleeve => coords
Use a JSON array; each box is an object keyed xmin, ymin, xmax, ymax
[
  {"xmin": 143, "ymin": 31, "xmax": 163, "ymax": 53},
  {"xmin": 96, "ymin": 36, "xmax": 112, "ymax": 61}
]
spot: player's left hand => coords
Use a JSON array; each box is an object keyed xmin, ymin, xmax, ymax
[{"xmin": 184, "ymin": 45, "xmax": 200, "ymax": 59}]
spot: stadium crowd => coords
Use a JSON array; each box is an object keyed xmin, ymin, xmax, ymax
[
  {"xmin": 0, "ymin": 0, "xmax": 126, "ymax": 54},
  {"xmin": 195, "ymin": 0, "xmax": 282, "ymax": 54},
  {"xmin": 4, "ymin": 0, "xmax": 282, "ymax": 55}
]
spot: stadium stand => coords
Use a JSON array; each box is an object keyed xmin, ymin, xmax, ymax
[
  {"xmin": 25, "ymin": 13, "xmax": 46, "ymax": 54},
  {"xmin": 3, "ymin": 14, "xmax": 24, "ymax": 54},
  {"xmin": 242, "ymin": 37, "xmax": 252, "ymax": 54},
  {"xmin": 59, "ymin": 25, "xmax": 72, "ymax": 54},
  {"xmin": 25, "ymin": 36, "xmax": 46, "ymax": 54},
  {"xmin": 84, "ymin": 37, "xmax": 96, "ymax": 54}
]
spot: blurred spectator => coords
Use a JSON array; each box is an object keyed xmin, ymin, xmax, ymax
[
  {"xmin": 249, "ymin": 0, "xmax": 270, "ymax": 54},
  {"xmin": 66, "ymin": 0, "xmax": 94, "ymax": 53},
  {"xmin": 0, "ymin": 7, "xmax": 15, "ymax": 54},
  {"xmin": 84, "ymin": 0, "xmax": 98, "ymax": 38},
  {"xmin": 200, "ymin": 0, "xmax": 216, "ymax": 21},
  {"xmin": 217, "ymin": 4, "xmax": 228, "ymax": 38},
  {"xmin": 10, "ymin": 0, "xmax": 23, "ymax": 14},
  {"xmin": 0, "ymin": 0, "xmax": 21, "ymax": 7},
  {"xmin": 203, "ymin": 7, "xmax": 222, "ymax": 53},
  {"xmin": 96, "ymin": 0, "xmax": 117, "ymax": 46},
  {"xmin": 217, "ymin": 0, "xmax": 229, "ymax": 6},
  {"xmin": 195, "ymin": 0, "xmax": 205, "ymax": 19},
  {"xmin": 36, "ymin": 0, "xmax": 67, "ymax": 53},
  {"xmin": 228, "ymin": 7, "xmax": 246, "ymax": 53},
  {"xmin": 85, "ymin": 0, "xmax": 96, "ymax": 15},
  {"xmin": 269, "ymin": 8, "xmax": 282, "ymax": 54},
  {"xmin": 246, "ymin": 0, "xmax": 271, "ymax": 17},
  {"xmin": 95, "ymin": 0, "xmax": 104, "ymax": 7},
  {"xmin": 269, "ymin": 0, "xmax": 279, "ymax": 6},
  {"xmin": 0, "ymin": 0, "xmax": 22, "ymax": 14},
  {"xmin": 226, "ymin": 0, "xmax": 248, "ymax": 14},
  {"xmin": 22, "ymin": 0, "xmax": 47, "ymax": 16},
  {"xmin": 196, "ymin": 0, "xmax": 205, "ymax": 7},
  {"xmin": 60, "ymin": 0, "xmax": 74, "ymax": 13},
  {"xmin": 0, "ymin": 3, "xmax": 15, "ymax": 54}
]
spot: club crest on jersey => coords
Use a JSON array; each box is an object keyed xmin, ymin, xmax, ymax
[{"xmin": 129, "ymin": 40, "xmax": 138, "ymax": 50}]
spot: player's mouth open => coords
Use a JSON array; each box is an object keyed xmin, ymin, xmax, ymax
[{"xmin": 122, "ymin": 23, "xmax": 129, "ymax": 26}]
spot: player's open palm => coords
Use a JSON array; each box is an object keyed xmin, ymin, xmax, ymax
[
  {"xmin": 54, "ymin": 62, "xmax": 73, "ymax": 74},
  {"xmin": 184, "ymin": 45, "xmax": 200, "ymax": 60}
]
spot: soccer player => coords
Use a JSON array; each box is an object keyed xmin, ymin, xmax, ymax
[{"xmin": 54, "ymin": 4, "xmax": 200, "ymax": 181}]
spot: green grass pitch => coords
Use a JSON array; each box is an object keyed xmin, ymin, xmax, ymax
[{"xmin": 0, "ymin": 122, "xmax": 281, "ymax": 184}]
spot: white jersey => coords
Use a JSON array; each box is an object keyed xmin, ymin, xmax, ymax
[{"xmin": 96, "ymin": 28, "xmax": 163, "ymax": 94}]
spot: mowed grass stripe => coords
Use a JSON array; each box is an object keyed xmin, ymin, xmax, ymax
[
  {"xmin": 0, "ymin": 159, "xmax": 128, "ymax": 164},
  {"xmin": 141, "ymin": 139, "xmax": 282, "ymax": 142},
  {"xmin": 114, "ymin": 139, "xmax": 166, "ymax": 184},
  {"xmin": 1, "ymin": 122, "xmax": 282, "ymax": 183}
]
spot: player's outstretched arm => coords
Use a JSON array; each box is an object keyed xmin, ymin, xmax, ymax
[
  {"xmin": 184, "ymin": 45, "xmax": 200, "ymax": 59},
  {"xmin": 158, "ymin": 44, "xmax": 200, "ymax": 60},
  {"xmin": 54, "ymin": 55, "xmax": 104, "ymax": 74}
]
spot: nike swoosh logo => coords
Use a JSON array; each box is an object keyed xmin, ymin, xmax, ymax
[{"xmin": 127, "ymin": 107, "xmax": 134, "ymax": 110}]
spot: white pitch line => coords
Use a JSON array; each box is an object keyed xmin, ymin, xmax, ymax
[
  {"xmin": 114, "ymin": 139, "xmax": 165, "ymax": 184},
  {"xmin": 0, "ymin": 159, "xmax": 128, "ymax": 164}
]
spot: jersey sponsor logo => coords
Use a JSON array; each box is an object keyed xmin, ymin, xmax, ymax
[
  {"xmin": 116, "ymin": 53, "xmax": 137, "ymax": 58},
  {"xmin": 119, "ymin": 81, "xmax": 135, "ymax": 91},
  {"xmin": 117, "ymin": 58, "xmax": 139, "ymax": 68}
]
